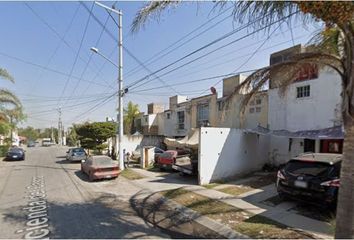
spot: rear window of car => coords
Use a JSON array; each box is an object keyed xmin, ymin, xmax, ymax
[
  {"xmin": 93, "ymin": 158, "xmax": 113, "ymax": 166},
  {"xmin": 72, "ymin": 148, "xmax": 85, "ymax": 153},
  {"xmin": 160, "ymin": 151, "xmax": 174, "ymax": 158},
  {"xmin": 285, "ymin": 160, "xmax": 334, "ymax": 177}
]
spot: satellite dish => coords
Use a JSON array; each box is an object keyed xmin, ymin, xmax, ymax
[{"xmin": 210, "ymin": 86, "xmax": 217, "ymax": 95}]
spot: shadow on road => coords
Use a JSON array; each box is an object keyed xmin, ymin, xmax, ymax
[
  {"xmin": 3, "ymin": 194, "xmax": 167, "ymax": 238},
  {"xmin": 55, "ymin": 159, "xmax": 79, "ymax": 165},
  {"xmin": 130, "ymin": 190, "xmax": 222, "ymax": 239}
]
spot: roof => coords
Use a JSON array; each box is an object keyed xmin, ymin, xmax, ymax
[
  {"xmin": 244, "ymin": 126, "xmax": 344, "ymax": 139},
  {"xmin": 292, "ymin": 153, "xmax": 342, "ymax": 165}
]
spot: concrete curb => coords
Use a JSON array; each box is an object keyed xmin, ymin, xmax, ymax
[
  {"xmin": 131, "ymin": 190, "xmax": 249, "ymax": 239},
  {"xmin": 161, "ymin": 196, "xmax": 249, "ymax": 239}
]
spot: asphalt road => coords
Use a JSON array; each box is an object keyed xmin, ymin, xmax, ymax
[{"xmin": 0, "ymin": 146, "xmax": 169, "ymax": 239}]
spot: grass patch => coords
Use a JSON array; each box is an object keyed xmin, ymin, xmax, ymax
[
  {"xmin": 162, "ymin": 188, "xmax": 313, "ymax": 239},
  {"xmin": 120, "ymin": 168, "xmax": 144, "ymax": 180},
  {"xmin": 218, "ymin": 185, "xmax": 254, "ymax": 196},
  {"xmin": 235, "ymin": 214, "xmax": 313, "ymax": 239},
  {"xmin": 202, "ymin": 183, "xmax": 221, "ymax": 189}
]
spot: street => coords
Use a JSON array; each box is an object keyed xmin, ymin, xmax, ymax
[{"xmin": 0, "ymin": 146, "xmax": 168, "ymax": 239}]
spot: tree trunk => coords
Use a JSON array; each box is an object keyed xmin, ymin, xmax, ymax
[
  {"xmin": 335, "ymin": 23, "xmax": 354, "ymax": 238},
  {"xmin": 335, "ymin": 118, "xmax": 354, "ymax": 238}
]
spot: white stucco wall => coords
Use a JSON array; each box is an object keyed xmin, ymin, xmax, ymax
[
  {"xmin": 269, "ymin": 136, "xmax": 305, "ymax": 165},
  {"xmin": 268, "ymin": 68, "xmax": 342, "ymax": 131},
  {"xmin": 162, "ymin": 105, "xmax": 191, "ymax": 137},
  {"xmin": 198, "ymin": 127, "xmax": 270, "ymax": 185}
]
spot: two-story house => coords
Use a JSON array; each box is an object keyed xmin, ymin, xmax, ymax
[{"xmin": 268, "ymin": 45, "xmax": 343, "ymax": 164}]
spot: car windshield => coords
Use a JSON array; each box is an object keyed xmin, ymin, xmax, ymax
[
  {"xmin": 9, "ymin": 149, "xmax": 22, "ymax": 153},
  {"xmin": 92, "ymin": 157, "xmax": 113, "ymax": 166},
  {"xmin": 285, "ymin": 160, "xmax": 333, "ymax": 177}
]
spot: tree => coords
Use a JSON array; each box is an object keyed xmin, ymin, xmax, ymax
[
  {"xmin": 66, "ymin": 126, "xmax": 78, "ymax": 147},
  {"xmin": 123, "ymin": 101, "xmax": 140, "ymax": 134},
  {"xmin": 0, "ymin": 67, "xmax": 23, "ymax": 140},
  {"xmin": 75, "ymin": 122, "xmax": 116, "ymax": 154},
  {"xmin": 132, "ymin": 2, "xmax": 354, "ymax": 237},
  {"xmin": 18, "ymin": 126, "xmax": 39, "ymax": 142}
]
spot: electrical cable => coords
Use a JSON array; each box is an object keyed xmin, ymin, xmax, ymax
[{"xmin": 57, "ymin": 2, "xmax": 95, "ymax": 107}]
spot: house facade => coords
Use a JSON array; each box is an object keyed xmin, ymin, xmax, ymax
[{"xmin": 268, "ymin": 45, "xmax": 343, "ymax": 164}]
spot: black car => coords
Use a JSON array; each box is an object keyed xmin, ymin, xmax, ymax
[
  {"xmin": 276, "ymin": 153, "xmax": 341, "ymax": 206},
  {"xmin": 6, "ymin": 148, "xmax": 25, "ymax": 161}
]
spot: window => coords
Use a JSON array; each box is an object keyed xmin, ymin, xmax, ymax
[
  {"xmin": 197, "ymin": 104, "xmax": 209, "ymax": 127},
  {"xmin": 256, "ymin": 107, "xmax": 261, "ymax": 113},
  {"xmin": 256, "ymin": 99, "xmax": 262, "ymax": 105},
  {"xmin": 177, "ymin": 111, "xmax": 185, "ymax": 130},
  {"xmin": 249, "ymin": 108, "xmax": 255, "ymax": 113},
  {"xmin": 249, "ymin": 100, "xmax": 255, "ymax": 106},
  {"xmin": 296, "ymin": 85, "xmax": 310, "ymax": 98},
  {"xmin": 166, "ymin": 113, "xmax": 170, "ymax": 119}
]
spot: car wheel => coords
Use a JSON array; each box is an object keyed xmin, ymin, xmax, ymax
[
  {"xmin": 89, "ymin": 172, "xmax": 94, "ymax": 182},
  {"xmin": 278, "ymin": 192, "xmax": 288, "ymax": 201}
]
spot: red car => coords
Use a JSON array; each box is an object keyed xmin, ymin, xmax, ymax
[
  {"xmin": 156, "ymin": 150, "xmax": 177, "ymax": 170},
  {"xmin": 81, "ymin": 156, "xmax": 120, "ymax": 181}
]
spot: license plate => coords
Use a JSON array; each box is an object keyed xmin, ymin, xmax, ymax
[
  {"xmin": 294, "ymin": 180, "xmax": 308, "ymax": 188},
  {"xmin": 163, "ymin": 164, "xmax": 167, "ymax": 168},
  {"xmin": 13, "ymin": 155, "xmax": 17, "ymax": 158},
  {"xmin": 105, "ymin": 175, "xmax": 112, "ymax": 178}
]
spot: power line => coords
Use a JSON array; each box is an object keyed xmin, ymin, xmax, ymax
[
  {"xmin": 124, "ymin": 6, "xmax": 233, "ymax": 78},
  {"xmin": 63, "ymin": 11, "xmax": 111, "ymax": 106},
  {"xmin": 0, "ymin": 51, "xmax": 109, "ymax": 87},
  {"xmin": 198, "ymin": 23, "xmax": 282, "ymax": 96},
  {"xmin": 28, "ymin": 3, "xmax": 81, "ymax": 94},
  {"xmin": 83, "ymin": 3, "xmax": 181, "ymax": 95},
  {"xmin": 129, "ymin": 70, "xmax": 255, "ymax": 94},
  {"xmin": 24, "ymin": 2, "xmax": 100, "ymax": 73},
  {"xmin": 125, "ymin": 12, "xmax": 291, "ymax": 91},
  {"xmin": 57, "ymin": 1, "xmax": 95, "ymax": 107}
]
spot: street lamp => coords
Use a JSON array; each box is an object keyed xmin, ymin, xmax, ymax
[{"xmin": 91, "ymin": 1, "xmax": 124, "ymax": 171}]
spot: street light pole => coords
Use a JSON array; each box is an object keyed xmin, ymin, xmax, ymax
[
  {"xmin": 93, "ymin": 2, "xmax": 124, "ymax": 171},
  {"xmin": 118, "ymin": 9, "xmax": 124, "ymax": 171}
]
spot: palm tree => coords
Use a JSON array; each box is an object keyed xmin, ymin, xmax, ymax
[
  {"xmin": 123, "ymin": 101, "xmax": 140, "ymax": 135},
  {"xmin": 0, "ymin": 67, "xmax": 23, "ymax": 143},
  {"xmin": 132, "ymin": 2, "xmax": 354, "ymax": 238}
]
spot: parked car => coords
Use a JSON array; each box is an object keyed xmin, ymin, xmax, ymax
[
  {"xmin": 131, "ymin": 146, "xmax": 165, "ymax": 161},
  {"xmin": 27, "ymin": 141, "xmax": 35, "ymax": 147},
  {"xmin": 81, "ymin": 155, "xmax": 120, "ymax": 181},
  {"xmin": 66, "ymin": 148, "xmax": 87, "ymax": 162},
  {"xmin": 276, "ymin": 153, "xmax": 342, "ymax": 206},
  {"xmin": 156, "ymin": 150, "xmax": 178, "ymax": 170},
  {"xmin": 5, "ymin": 147, "xmax": 25, "ymax": 161}
]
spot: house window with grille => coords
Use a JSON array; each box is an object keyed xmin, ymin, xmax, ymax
[
  {"xmin": 177, "ymin": 111, "xmax": 185, "ymax": 130},
  {"xmin": 249, "ymin": 108, "xmax": 255, "ymax": 113},
  {"xmin": 197, "ymin": 104, "xmax": 209, "ymax": 127},
  {"xmin": 256, "ymin": 107, "xmax": 261, "ymax": 113},
  {"xmin": 256, "ymin": 99, "xmax": 262, "ymax": 105},
  {"xmin": 166, "ymin": 113, "xmax": 170, "ymax": 119},
  {"xmin": 297, "ymin": 85, "xmax": 311, "ymax": 98}
]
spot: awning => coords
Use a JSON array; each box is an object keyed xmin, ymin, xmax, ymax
[
  {"xmin": 244, "ymin": 125, "xmax": 344, "ymax": 139},
  {"xmin": 164, "ymin": 128, "xmax": 199, "ymax": 149}
]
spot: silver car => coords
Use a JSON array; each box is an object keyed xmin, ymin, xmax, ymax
[{"xmin": 66, "ymin": 148, "xmax": 87, "ymax": 162}]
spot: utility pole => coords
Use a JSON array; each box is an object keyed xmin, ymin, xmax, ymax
[
  {"xmin": 93, "ymin": 1, "xmax": 124, "ymax": 171},
  {"xmin": 58, "ymin": 107, "xmax": 62, "ymax": 146}
]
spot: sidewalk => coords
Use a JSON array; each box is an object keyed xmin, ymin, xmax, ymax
[{"xmin": 127, "ymin": 168, "xmax": 334, "ymax": 239}]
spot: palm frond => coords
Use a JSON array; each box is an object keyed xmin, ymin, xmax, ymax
[
  {"xmin": 216, "ymin": 1, "xmax": 307, "ymax": 32},
  {"xmin": 0, "ymin": 68, "xmax": 15, "ymax": 82},
  {"xmin": 0, "ymin": 89, "xmax": 22, "ymax": 108},
  {"xmin": 131, "ymin": 1, "xmax": 181, "ymax": 33},
  {"xmin": 309, "ymin": 27, "xmax": 343, "ymax": 57}
]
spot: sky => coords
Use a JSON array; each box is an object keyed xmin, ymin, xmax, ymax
[{"xmin": 0, "ymin": 1, "xmax": 322, "ymax": 129}]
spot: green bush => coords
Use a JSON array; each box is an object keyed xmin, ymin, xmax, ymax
[{"xmin": 0, "ymin": 145, "xmax": 9, "ymax": 157}]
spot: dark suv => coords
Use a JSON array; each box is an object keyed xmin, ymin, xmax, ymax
[{"xmin": 276, "ymin": 153, "xmax": 341, "ymax": 206}]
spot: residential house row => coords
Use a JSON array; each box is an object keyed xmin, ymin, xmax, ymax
[{"xmin": 133, "ymin": 44, "xmax": 343, "ymax": 165}]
